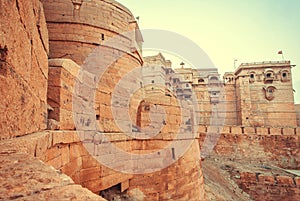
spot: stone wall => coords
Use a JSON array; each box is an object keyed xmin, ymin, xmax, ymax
[
  {"xmin": 223, "ymin": 83, "xmax": 239, "ymax": 125},
  {"xmin": 234, "ymin": 172, "xmax": 300, "ymax": 201},
  {"xmin": 199, "ymin": 126, "xmax": 300, "ymax": 169},
  {"xmin": 0, "ymin": 129, "xmax": 205, "ymax": 200},
  {"xmin": 0, "ymin": 0, "xmax": 48, "ymax": 139},
  {"xmin": 129, "ymin": 140, "xmax": 205, "ymax": 201},
  {"xmin": 41, "ymin": 1, "xmax": 205, "ymax": 200},
  {"xmin": 296, "ymin": 104, "xmax": 300, "ymax": 126}
]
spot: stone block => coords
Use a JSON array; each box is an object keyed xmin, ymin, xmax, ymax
[
  {"xmin": 295, "ymin": 177, "xmax": 300, "ymax": 187},
  {"xmin": 296, "ymin": 128, "xmax": 300, "ymax": 136},
  {"xmin": 47, "ymin": 59, "xmax": 83, "ymax": 130},
  {"xmin": 240, "ymin": 172, "xmax": 257, "ymax": 183},
  {"xmin": 61, "ymin": 157, "xmax": 82, "ymax": 177},
  {"xmin": 256, "ymin": 127, "xmax": 269, "ymax": 135},
  {"xmin": 258, "ymin": 175, "xmax": 275, "ymax": 185},
  {"xmin": 276, "ymin": 176, "xmax": 295, "ymax": 187},
  {"xmin": 283, "ymin": 128, "xmax": 295, "ymax": 135},
  {"xmin": 69, "ymin": 144, "xmax": 86, "ymax": 161},
  {"xmin": 79, "ymin": 166, "xmax": 101, "ymax": 183},
  {"xmin": 231, "ymin": 126, "xmax": 242, "ymax": 134},
  {"xmin": 52, "ymin": 131, "xmax": 80, "ymax": 146},
  {"xmin": 270, "ymin": 127, "xmax": 282, "ymax": 135},
  {"xmin": 82, "ymin": 155, "xmax": 99, "ymax": 169},
  {"xmin": 206, "ymin": 126, "xmax": 221, "ymax": 135},
  {"xmin": 198, "ymin": 125, "xmax": 207, "ymax": 134},
  {"xmin": 244, "ymin": 127, "xmax": 255, "ymax": 134},
  {"xmin": 221, "ymin": 126, "xmax": 230, "ymax": 134},
  {"xmin": 45, "ymin": 146, "xmax": 61, "ymax": 162},
  {"xmin": 47, "ymin": 154, "xmax": 62, "ymax": 170}
]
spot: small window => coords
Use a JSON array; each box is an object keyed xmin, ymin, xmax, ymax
[
  {"xmin": 212, "ymin": 92, "xmax": 217, "ymax": 96},
  {"xmin": 101, "ymin": 33, "xmax": 105, "ymax": 41},
  {"xmin": 250, "ymin": 74, "xmax": 254, "ymax": 79},
  {"xmin": 282, "ymin": 72, "xmax": 287, "ymax": 78},
  {"xmin": 266, "ymin": 73, "xmax": 272, "ymax": 78},
  {"xmin": 151, "ymin": 80, "xmax": 155, "ymax": 84},
  {"xmin": 268, "ymin": 88, "xmax": 274, "ymax": 93},
  {"xmin": 186, "ymin": 84, "xmax": 189, "ymax": 87},
  {"xmin": 198, "ymin": 79, "xmax": 204, "ymax": 83}
]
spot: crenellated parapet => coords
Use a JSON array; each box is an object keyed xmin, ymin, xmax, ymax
[
  {"xmin": 198, "ymin": 125, "xmax": 300, "ymax": 169},
  {"xmin": 198, "ymin": 125, "xmax": 300, "ymax": 136}
]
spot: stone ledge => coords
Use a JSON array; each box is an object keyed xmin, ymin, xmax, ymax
[{"xmin": 0, "ymin": 152, "xmax": 106, "ymax": 201}]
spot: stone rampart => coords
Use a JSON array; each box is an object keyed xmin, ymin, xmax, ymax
[
  {"xmin": 198, "ymin": 125, "xmax": 300, "ymax": 169},
  {"xmin": 41, "ymin": 0, "xmax": 143, "ymax": 66},
  {"xmin": 234, "ymin": 171, "xmax": 300, "ymax": 201},
  {"xmin": 0, "ymin": 130, "xmax": 204, "ymax": 200}
]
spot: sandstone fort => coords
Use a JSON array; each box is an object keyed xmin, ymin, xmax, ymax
[{"xmin": 0, "ymin": 0, "xmax": 299, "ymax": 200}]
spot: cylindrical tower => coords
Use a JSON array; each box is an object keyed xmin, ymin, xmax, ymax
[
  {"xmin": 41, "ymin": 1, "xmax": 205, "ymax": 200},
  {"xmin": 41, "ymin": 0, "xmax": 143, "ymax": 66}
]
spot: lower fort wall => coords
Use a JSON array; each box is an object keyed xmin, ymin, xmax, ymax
[
  {"xmin": 233, "ymin": 172, "xmax": 300, "ymax": 201},
  {"xmin": 198, "ymin": 125, "xmax": 300, "ymax": 169},
  {"xmin": 0, "ymin": 130, "xmax": 204, "ymax": 201}
]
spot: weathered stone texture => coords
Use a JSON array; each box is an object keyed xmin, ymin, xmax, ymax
[
  {"xmin": 296, "ymin": 104, "xmax": 300, "ymax": 126},
  {"xmin": 199, "ymin": 127, "xmax": 300, "ymax": 169},
  {"xmin": 235, "ymin": 172, "xmax": 300, "ymax": 201},
  {"xmin": 0, "ymin": 0, "xmax": 48, "ymax": 139},
  {"xmin": 0, "ymin": 152, "xmax": 106, "ymax": 201},
  {"xmin": 129, "ymin": 140, "xmax": 205, "ymax": 201},
  {"xmin": 0, "ymin": 129, "xmax": 205, "ymax": 200},
  {"xmin": 47, "ymin": 59, "xmax": 82, "ymax": 130}
]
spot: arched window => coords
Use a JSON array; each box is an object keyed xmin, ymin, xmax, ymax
[
  {"xmin": 198, "ymin": 78, "xmax": 204, "ymax": 83},
  {"xmin": 264, "ymin": 69, "xmax": 274, "ymax": 83},
  {"xmin": 281, "ymin": 70, "xmax": 289, "ymax": 82},
  {"xmin": 210, "ymin": 76, "xmax": 218, "ymax": 81},
  {"xmin": 249, "ymin": 71, "xmax": 255, "ymax": 83}
]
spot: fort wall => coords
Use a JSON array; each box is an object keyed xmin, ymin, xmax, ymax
[
  {"xmin": 295, "ymin": 104, "xmax": 300, "ymax": 126},
  {"xmin": 0, "ymin": 130, "xmax": 204, "ymax": 201},
  {"xmin": 199, "ymin": 125, "xmax": 300, "ymax": 169},
  {"xmin": 1, "ymin": 0, "xmax": 300, "ymax": 200},
  {"xmin": 42, "ymin": 1, "xmax": 204, "ymax": 200}
]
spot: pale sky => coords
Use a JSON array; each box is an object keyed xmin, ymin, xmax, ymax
[{"xmin": 117, "ymin": 0, "xmax": 300, "ymax": 103}]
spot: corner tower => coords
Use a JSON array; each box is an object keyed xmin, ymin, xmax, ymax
[{"xmin": 235, "ymin": 61, "xmax": 297, "ymax": 127}]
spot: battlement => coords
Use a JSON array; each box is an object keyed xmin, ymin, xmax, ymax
[
  {"xmin": 198, "ymin": 125, "xmax": 300, "ymax": 136},
  {"xmin": 198, "ymin": 125, "xmax": 300, "ymax": 170},
  {"xmin": 240, "ymin": 60, "xmax": 290, "ymax": 67}
]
